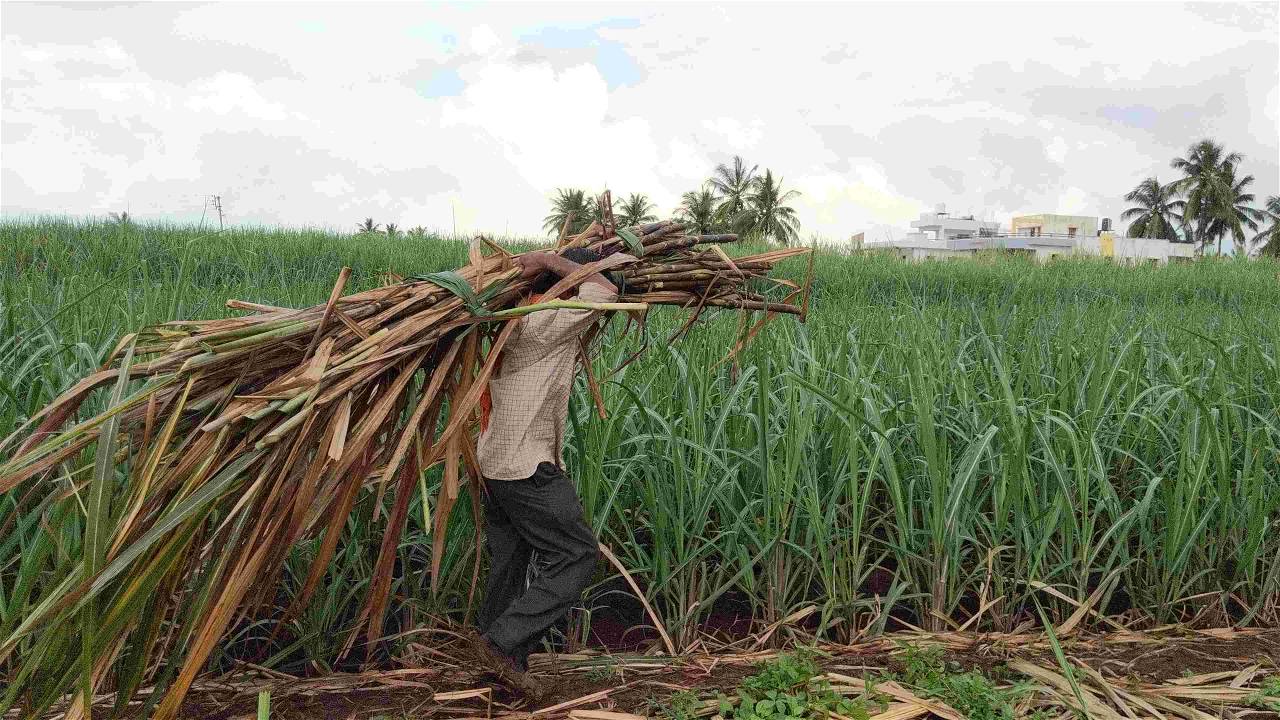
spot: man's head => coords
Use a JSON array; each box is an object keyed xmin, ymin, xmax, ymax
[{"xmin": 531, "ymin": 248, "xmax": 624, "ymax": 296}]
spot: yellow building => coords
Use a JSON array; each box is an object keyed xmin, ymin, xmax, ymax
[{"xmin": 1010, "ymin": 214, "xmax": 1098, "ymax": 239}]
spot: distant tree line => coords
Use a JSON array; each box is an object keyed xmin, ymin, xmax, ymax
[
  {"xmin": 543, "ymin": 155, "xmax": 804, "ymax": 245},
  {"xmin": 1123, "ymin": 138, "xmax": 1279, "ymax": 257},
  {"xmin": 355, "ymin": 218, "xmax": 428, "ymax": 238},
  {"xmin": 351, "ymin": 139, "xmax": 1279, "ymax": 257}
]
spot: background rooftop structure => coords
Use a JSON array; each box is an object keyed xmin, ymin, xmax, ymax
[{"xmin": 870, "ymin": 205, "xmax": 1195, "ymax": 264}]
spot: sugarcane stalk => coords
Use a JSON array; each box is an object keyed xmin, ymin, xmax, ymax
[
  {"xmin": 0, "ymin": 215, "xmax": 811, "ymax": 720},
  {"xmin": 487, "ymin": 300, "xmax": 649, "ymax": 319}
]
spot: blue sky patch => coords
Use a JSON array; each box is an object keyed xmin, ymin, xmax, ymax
[
  {"xmin": 595, "ymin": 40, "xmax": 641, "ymax": 88},
  {"xmin": 516, "ymin": 17, "xmax": 641, "ymax": 47},
  {"xmin": 419, "ymin": 68, "xmax": 464, "ymax": 98},
  {"xmin": 514, "ymin": 19, "xmax": 645, "ymax": 87},
  {"xmin": 1099, "ymin": 105, "xmax": 1159, "ymax": 130},
  {"xmin": 520, "ymin": 25, "xmax": 595, "ymax": 49},
  {"xmin": 516, "ymin": 22, "xmax": 642, "ymax": 89}
]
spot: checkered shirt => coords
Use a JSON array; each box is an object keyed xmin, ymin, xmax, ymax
[{"xmin": 477, "ymin": 283, "xmax": 616, "ymax": 480}]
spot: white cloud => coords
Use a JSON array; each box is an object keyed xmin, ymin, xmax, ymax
[
  {"xmin": 186, "ymin": 73, "xmax": 288, "ymax": 121},
  {"xmin": 4, "ymin": 118, "xmax": 92, "ymax": 194},
  {"xmin": 797, "ymin": 170, "xmax": 920, "ymax": 241},
  {"xmin": 313, "ymin": 173, "xmax": 354, "ymax": 198},
  {"xmin": 469, "ymin": 25, "xmax": 501, "ymax": 55},
  {"xmin": 1046, "ymin": 136, "xmax": 1068, "ymax": 164},
  {"xmin": 442, "ymin": 59, "xmax": 669, "ymax": 219},
  {"xmin": 1, "ymin": 2, "xmax": 1276, "ymax": 240},
  {"xmin": 702, "ymin": 117, "xmax": 765, "ymax": 150},
  {"xmin": 1056, "ymin": 187, "xmax": 1090, "ymax": 215}
]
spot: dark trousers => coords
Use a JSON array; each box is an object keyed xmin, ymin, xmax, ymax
[{"xmin": 477, "ymin": 463, "xmax": 599, "ymax": 660}]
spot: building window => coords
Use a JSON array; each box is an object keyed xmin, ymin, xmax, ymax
[{"xmin": 1068, "ymin": 226, "xmax": 1077, "ymax": 237}]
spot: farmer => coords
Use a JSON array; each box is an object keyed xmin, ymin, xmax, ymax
[{"xmin": 469, "ymin": 247, "xmax": 630, "ymax": 697}]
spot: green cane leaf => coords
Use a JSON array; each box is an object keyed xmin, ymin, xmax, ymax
[
  {"xmin": 616, "ymin": 227, "xmax": 644, "ymax": 256},
  {"xmin": 413, "ymin": 271, "xmax": 489, "ymax": 316}
]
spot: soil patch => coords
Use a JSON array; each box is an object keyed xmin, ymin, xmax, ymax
[{"xmin": 1031, "ymin": 628, "xmax": 1280, "ymax": 682}]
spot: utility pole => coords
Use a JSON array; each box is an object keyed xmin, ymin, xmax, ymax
[{"xmin": 451, "ymin": 201, "xmax": 457, "ymax": 236}]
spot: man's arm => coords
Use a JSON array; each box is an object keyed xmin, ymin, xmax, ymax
[
  {"xmin": 511, "ymin": 252, "xmax": 634, "ymax": 347},
  {"xmin": 516, "ymin": 252, "xmax": 634, "ymax": 292}
]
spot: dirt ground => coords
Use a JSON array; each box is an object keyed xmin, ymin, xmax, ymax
[
  {"xmin": 170, "ymin": 627, "xmax": 1280, "ymax": 719},
  {"xmin": 1031, "ymin": 628, "xmax": 1280, "ymax": 681}
]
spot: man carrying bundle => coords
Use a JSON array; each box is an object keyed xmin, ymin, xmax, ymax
[{"xmin": 468, "ymin": 247, "xmax": 630, "ymax": 698}]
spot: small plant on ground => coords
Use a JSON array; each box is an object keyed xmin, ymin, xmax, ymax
[
  {"xmin": 585, "ymin": 660, "xmax": 621, "ymax": 683},
  {"xmin": 650, "ymin": 690, "xmax": 703, "ymax": 720},
  {"xmin": 1246, "ymin": 674, "xmax": 1280, "ymax": 711},
  {"xmin": 891, "ymin": 645, "xmax": 1022, "ymax": 720},
  {"xmin": 713, "ymin": 651, "xmax": 869, "ymax": 720}
]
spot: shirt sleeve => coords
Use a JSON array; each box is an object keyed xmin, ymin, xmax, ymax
[{"xmin": 517, "ymin": 282, "xmax": 618, "ymax": 347}]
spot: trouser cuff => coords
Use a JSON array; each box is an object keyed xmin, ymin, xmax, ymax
[{"xmin": 483, "ymin": 625, "xmax": 519, "ymax": 656}]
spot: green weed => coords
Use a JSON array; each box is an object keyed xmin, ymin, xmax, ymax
[
  {"xmin": 893, "ymin": 645, "xmax": 1023, "ymax": 720},
  {"xmin": 650, "ymin": 690, "xmax": 702, "ymax": 720},
  {"xmin": 715, "ymin": 651, "xmax": 869, "ymax": 720},
  {"xmin": 1246, "ymin": 674, "xmax": 1280, "ymax": 711},
  {"xmin": 585, "ymin": 662, "xmax": 621, "ymax": 684}
]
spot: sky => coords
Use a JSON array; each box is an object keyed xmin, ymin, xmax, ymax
[{"xmin": 2, "ymin": 2, "xmax": 1277, "ymax": 241}]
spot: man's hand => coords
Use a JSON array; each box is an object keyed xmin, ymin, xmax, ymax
[
  {"xmin": 515, "ymin": 252, "xmax": 554, "ymax": 279},
  {"xmin": 517, "ymin": 251, "xmax": 636, "ymax": 276},
  {"xmin": 517, "ymin": 251, "xmax": 635, "ymax": 293}
]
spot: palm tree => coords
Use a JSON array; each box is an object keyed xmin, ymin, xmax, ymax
[
  {"xmin": 616, "ymin": 193, "xmax": 657, "ymax": 227},
  {"xmin": 1120, "ymin": 178, "xmax": 1184, "ymax": 241},
  {"xmin": 1251, "ymin": 196, "xmax": 1280, "ymax": 258},
  {"xmin": 1171, "ymin": 139, "xmax": 1242, "ymax": 253},
  {"xmin": 745, "ymin": 170, "xmax": 802, "ymax": 245},
  {"xmin": 542, "ymin": 188, "xmax": 593, "ymax": 236},
  {"xmin": 1202, "ymin": 165, "xmax": 1263, "ymax": 256},
  {"xmin": 677, "ymin": 187, "xmax": 719, "ymax": 233},
  {"xmin": 357, "ymin": 218, "xmax": 380, "ymax": 234},
  {"xmin": 710, "ymin": 155, "xmax": 758, "ymax": 230},
  {"xmin": 384, "ymin": 223, "xmax": 399, "ymax": 238},
  {"xmin": 407, "ymin": 226, "xmax": 428, "ymax": 238},
  {"xmin": 109, "ymin": 211, "xmax": 132, "ymax": 226}
]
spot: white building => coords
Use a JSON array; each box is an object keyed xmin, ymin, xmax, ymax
[
  {"xmin": 1074, "ymin": 233, "xmax": 1196, "ymax": 264},
  {"xmin": 869, "ymin": 205, "xmax": 1195, "ymax": 264},
  {"xmin": 901, "ymin": 204, "xmax": 999, "ymax": 244}
]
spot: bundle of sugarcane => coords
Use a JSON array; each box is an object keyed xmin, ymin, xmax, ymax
[{"xmin": 0, "ymin": 215, "xmax": 811, "ymax": 719}]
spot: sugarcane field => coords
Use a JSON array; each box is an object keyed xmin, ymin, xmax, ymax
[{"xmin": 3, "ymin": 4, "xmax": 1280, "ymax": 720}]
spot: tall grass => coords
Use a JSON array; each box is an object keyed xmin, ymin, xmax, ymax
[{"xmin": 2, "ymin": 219, "xmax": 1278, "ymax": 682}]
